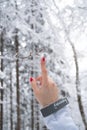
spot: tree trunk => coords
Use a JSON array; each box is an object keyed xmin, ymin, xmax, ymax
[
  {"xmin": 0, "ymin": 32, "xmax": 4, "ymax": 130},
  {"xmin": 69, "ymin": 40, "xmax": 87, "ymax": 130},
  {"xmin": 30, "ymin": 63, "xmax": 34, "ymax": 130},
  {"xmin": 10, "ymin": 70, "xmax": 13, "ymax": 130},
  {"xmin": 15, "ymin": 30, "xmax": 21, "ymax": 130}
]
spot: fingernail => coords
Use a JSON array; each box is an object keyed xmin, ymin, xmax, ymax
[
  {"xmin": 42, "ymin": 57, "xmax": 45, "ymax": 62},
  {"xmin": 30, "ymin": 77, "xmax": 33, "ymax": 82}
]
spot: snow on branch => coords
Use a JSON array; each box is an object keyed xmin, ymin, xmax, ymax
[{"xmin": 0, "ymin": 70, "xmax": 5, "ymax": 79}]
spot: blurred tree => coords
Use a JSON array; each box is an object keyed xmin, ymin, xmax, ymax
[{"xmin": 0, "ymin": 31, "xmax": 4, "ymax": 130}]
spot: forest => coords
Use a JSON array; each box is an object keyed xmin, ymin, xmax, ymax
[{"xmin": 0, "ymin": 0, "xmax": 87, "ymax": 130}]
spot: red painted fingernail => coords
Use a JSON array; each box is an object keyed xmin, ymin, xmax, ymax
[
  {"xmin": 42, "ymin": 57, "xmax": 45, "ymax": 62},
  {"xmin": 30, "ymin": 77, "xmax": 33, "ymax": 82}
]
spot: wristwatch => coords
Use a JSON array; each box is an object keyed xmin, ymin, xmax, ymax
[{"xmin": 40, "ymin": 98, "xmax": 69, "ymax": 117}]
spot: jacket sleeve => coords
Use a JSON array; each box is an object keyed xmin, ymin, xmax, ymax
[{"xmin": 43, "ymin": 106, "xmax": 79, "ymax": 130}]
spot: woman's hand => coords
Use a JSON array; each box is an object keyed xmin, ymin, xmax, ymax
[{"xmin": 29, "ymin": 57, "xmax": 59, "ymax": 107}]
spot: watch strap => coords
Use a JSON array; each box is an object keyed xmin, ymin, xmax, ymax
[{"xmin": 40, "ymin": 98, "xmax": 69, "ymax": 117}]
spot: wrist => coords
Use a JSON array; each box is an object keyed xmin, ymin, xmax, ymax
[{"xmin": 41, "ymin": 97, "xmax": 59, "ymax": 108}]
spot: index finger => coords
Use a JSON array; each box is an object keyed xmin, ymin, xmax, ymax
[{"xmin": 41, "ymin": 57, "xmax": 48, "ymax": 86}]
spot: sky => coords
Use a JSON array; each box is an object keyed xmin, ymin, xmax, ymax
[{"xmin": 55, "ymin": 0, "xmax": 74, "ymax": 9}]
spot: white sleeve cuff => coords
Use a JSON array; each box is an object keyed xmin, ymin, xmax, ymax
[{"xmin": 43, "ymin": 106, "xmax": 79, "ymax": 130}]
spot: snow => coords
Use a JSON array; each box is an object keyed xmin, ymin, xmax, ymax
[
  {"xmin": 0, "ymin": 0, "xmax": 87, "ymax": 130},
  {"xmin": 0, "ymin": 70, "xmax": 5, "ymax": 79}
]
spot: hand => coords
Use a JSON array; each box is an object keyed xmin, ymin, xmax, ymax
[{"xmin": 29, "ymin": 57, "xmax": 59, "ymax": 107}]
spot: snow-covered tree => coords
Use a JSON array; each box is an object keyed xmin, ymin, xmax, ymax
[{"xmin": 0, "ymin": 0, "xmax": 87, "ymax": 130}]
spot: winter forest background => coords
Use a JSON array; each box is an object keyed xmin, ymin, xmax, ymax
[{"xmin": 0, "ymin": 0, "xmax": 87, "ymax": 130}]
